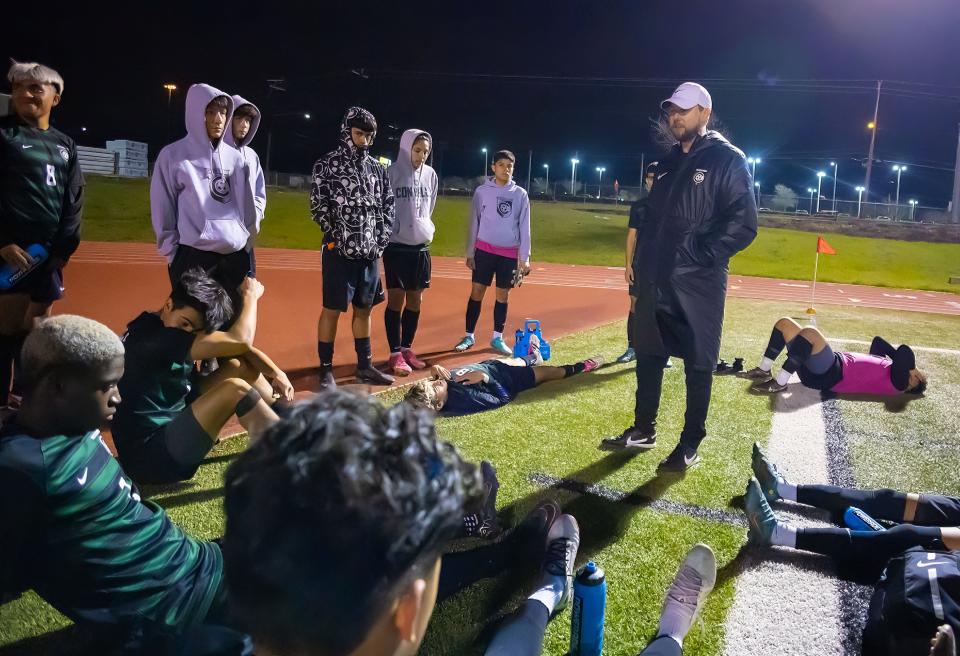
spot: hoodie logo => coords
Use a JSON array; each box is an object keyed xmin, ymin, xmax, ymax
[
  {"xmin": 57, "ymin": 145, "xmax": 70, "ymax": 162},
  {"xmin": 211, "ymin": 173, "xmax": 231, "ymax": 203},
  {"xmin": 497, "ymin": 198, "xmax": 513, "ymax": 218},
  {"xmin": 693, "ymin": 169, "xmax": 707, "ymax": 185}
]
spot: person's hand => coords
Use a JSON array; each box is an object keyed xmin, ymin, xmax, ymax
[
  {"xmin": 625, "ymin": 264, "xmax": 634, "ymax": 285},
  {"xmin": 466, "ymin": 257, "xmax": 475, "ymax": 271},
  {"xmin": 0, "ymin": 244, "xmax": 34, "ymax": 272},
  {"xmin": 456, "ymin": 370, "xmax": 488, "ymax": 385},
  {"xmin": 520, "ymin": 260, "xmax": 531, "ymax": 276},
  {"xmin": 431, "ymin": 364, "xmax": 451, "ymax": 380},
  {"xmin": 270, "ymin": 370, "xmax": 295, "ymax": 401},
  {"xmin": 239, "ymin": 277, "xmax": 265, "ymax": 300}
]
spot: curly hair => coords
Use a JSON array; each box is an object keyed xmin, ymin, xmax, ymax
[
  {"xmin": 20, "ymin": 315, "xmax": 123, "ymax": 392},
  {"xmin": 169, "ymin": 267, "xmax": 234, "ymax": 332},
  {"xmin": 404, "ymin": 380, "xmax": 442, "ymax": 411},
  {"xmin": 222, "ymin": 390, "xmax": 481, "ymax": 656}
]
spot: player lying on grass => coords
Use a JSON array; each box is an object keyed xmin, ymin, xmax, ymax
[
  {"xmin": 405, "ymin": 350, "xmax": 603, "ymax": 416},
  {"xmin": 745, "ymin": 442, "xmax": 959, "ymax": 567},
  {"xmin": 741, "ymin": 317, "xmax": 927, "ymax": 396},
  {"xmin": 111, "ymin": 268, "xmax": 292, "ymax": 485}
]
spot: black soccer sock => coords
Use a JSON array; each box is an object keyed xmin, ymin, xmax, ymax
[
  {"xmin": 493, "ymin": 301, "xmax": 508, "ymax": 333},
  {"xmin": 400, "ymin": 309, "xmax": 420, "ymax": 349},
  {"xmin": 563, "ymin": 362, "xmax": 587, "ymax": 378},
  {"xmin": 466, "ymin": 298, "xmax": 482, "ymax": 334},
  {"xmin": 796, "ymin": 524, "xmax": 943, "ymax": 564},
  {"xmin": 627, "ymin": 311, "xmax": 635, "ymax": 349},
  {"xmin": 782, "ymin": 334, "xmax": 814, "ymax": 374},
  {"xmin": 384, "ymin": 308, "xmax": 402, "ymax": 353},
  {"xmin": 355, "ymin": 337, "xmax": 372, "ymax": 369},
  {"xmin": 797, "ymin": 484, "xmax": 908, "ymax": 522},
  {"xmin": 763, "ymin": 326, "xmax": 787, "ymax": 360},
  {"xmin": 317, "ymin": 341, "xmax": 334, "ymax": 371}
]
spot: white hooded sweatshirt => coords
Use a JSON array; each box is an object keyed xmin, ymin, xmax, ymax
[
  {"xmin": 150, "ymin": 83, "xmax": 250, "ymax": 262},
  {"xmin": 386, "ymin": 129, "xmax": 438, "ymax": 246},
  {"xmin": 224, "ymin": 94, "xmax": 266, "ymax": 236}
]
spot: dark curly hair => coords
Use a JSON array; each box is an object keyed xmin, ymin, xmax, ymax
[
  {"xmin": 222, "ymin": 390, "xmax": 482, "ymax": 656},
  {"xmin": 169, "ymin": 267, "xmax": 233, "ymax": 332}
]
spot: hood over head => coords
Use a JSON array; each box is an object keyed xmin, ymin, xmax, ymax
[
  {"xmin": 396, "ymin": 128, "xmax": 432, "ymax": 172},
  {"xmin": 339, "ymin": 106, "xmax": 377, "ymax": 157},
  {"xmin": 185, "ymin": 83, "xmax": 234, "ymax": 148},
  {"xmin": 225, "ymin": 94, "xmax": 261, "ymax": 149}
]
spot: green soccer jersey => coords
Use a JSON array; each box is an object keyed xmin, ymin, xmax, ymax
[
  {"xmin": 0, "ymin": 422, "xmax": 222, "ymax": 630},
  {"xmin": 0, "ymin": 113, "xmax": 83, "ymax": 258}
]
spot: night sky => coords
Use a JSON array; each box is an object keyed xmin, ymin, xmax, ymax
[{"xmin": 5, "ymin": 0, "xmax": 960, "ymax": 206}]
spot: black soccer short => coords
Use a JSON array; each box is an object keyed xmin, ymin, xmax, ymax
[
  {"xmin": 322, "ymin": 247, "xmax": 384, "ymax": 311},
  {"xmin": 382, "ymin": 243, "xmax": 431, "ymax": 291},
  {"xmin": 0, "ymin": 262, "xmax": 64, "ymax": 303},
  {"xmin": 472, "ymin": 248, "xmax": 517, "ymax": 289},
  {"xmin": 483, "ymin": 360, "xmax": 537, "ymax": 399},
  {"xmin": 114, "ymin": 409, "xmax": 214, "ymax": 485},
  {"xmin": 168, "ymin": 245, "xmax": 255, "ymax": 289}
]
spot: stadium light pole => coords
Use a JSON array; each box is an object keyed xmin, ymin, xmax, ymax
[
  {"xmin": 595, "ymin": 166, "xmax": 605, "ymax": 199},
  {"xmin": 481, "ymin": 147, "xmax": 488, "ymax": 177},
  {"xmin": 163, "ymin": 83, "xmax": 177, "ymax": 108},
  {"xmin": 908, "ymin": 199, "xmax": 918, "ymax": 221},
  {"xmin": 755, "ymin": 181, "xmax": 761, "ymax": 206},
  {"xmin": 816, "ymin": 171, "xmax": 826, "ymax": 213},
  {"xmin": 807, "ymin": 187, "xmax": 815, "ymax": 214},
  {"xmin": 829, "ymin": 161, "xmax": 838, "ymax": 211},
  {"xmin": 855, "ymin": 186, "xmax": 865, "ymax": 218},
  {"xmin": 542, "ymin": 163, "xmax": 549, "ymax": 195},
  {"xmin": 892, "ymin": 164, "xmax": 907, "ymax": 214},
  {"xmin": 570, "ymin": 158, "xmax": 579, "ymax": 197}
]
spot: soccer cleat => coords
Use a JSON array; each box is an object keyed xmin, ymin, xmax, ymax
[
  {"xmin": 490, "ymin": 336, "xmax": 513, "ymax": 356},
  {"xmin": 509, "ymin": 499, "xmax": 562, "ymax": 563},
  {"xmin": 658, "ymin": 443, "xmax": 702, "ymax": 472},
  {"xmin": 616, "ymin": 347, "xmax": 636, "ymax": 363},
  {"xmin": 356, "ymin": 365, "xmax": 395, "ymax": 386},
  {"xmin": 752, "ymin": 442, "xmax": 786, "ymax": 503},
  {"xmin": 600, "ymin": 426, "xmax": 657, "ymax": 451},
  {"xmin": 750, "ymin": 378, "xmax": 787, "ymax": 394},
  {"xmin": 740, "ymin": 366, "xmax": 773, "ymax": 380},
  {"xmin": 454, "ymin": 335, "xmax": 475, "ymax": 352},
  {"xmin": 318, "ymin": 368, "xmax": 337, "ymax": 391},
  {"xmin": 400, "ymin": 347, "xmax": 427, "ymax": 370},
  {"xmin": 745, "ymin": 477, "xmax": 778, "ymax": 546},
  {"xmin": 656, "ymin": 543, "xmax": 717, "ymax": 645},
  {"xmin": 388, "ymin": 352, "xmax": 413, "ymax": 377},
  {"xmin": 582, "ymin": 355, "xmax": 604, "ymax": 373},
  {"xmin": 542, "ymin": 514, "xmax": 581, "ymax": 615}
]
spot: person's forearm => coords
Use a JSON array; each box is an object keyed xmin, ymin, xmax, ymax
[
  {"xmin": 625, "ymin": 229, "xmax": 637, "ymax": 266},
  {"xmin": 243, "ymin": 347, "xmax": 280, "ymax": 379},
  {"xmin": 227, "ymin": 294, "xmax": 259, "ymax": 344}
]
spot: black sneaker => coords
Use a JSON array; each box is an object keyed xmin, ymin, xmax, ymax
[
  {"xmin": 509, "ymin": 499, "xmax": 561, "ymax": 563},
  {"xmin": 658, "ymin": 443, "xmax": 701, "ymax": 472},
  {"xmin": 750, "ymin": 377, "xmax": 787, "ymax": 394},
  {"xmin": 460, "ymin": 461, "xmax": 501, "ymax": 539},
  {"xmin": 318, "ymin": 368, "xmax": 337, "ymax": 391},
  {"xmin": 600, "ymin": 426, "xmax": 656, "ymax": 451},
  {"xmin": 357, "ymin": 365, "xmax": 395, "ymax": 385}
]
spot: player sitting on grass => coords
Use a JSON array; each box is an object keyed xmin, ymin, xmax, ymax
[
  {"xmin": 111, "ymin": 268, "xmax": 292, "ymax": 485},
  {"xmin": 405, "ymin": 348, "xmax": 603, "ymax": 416},
  {"xmin": 223, "ymin": 389, "xmax": 582, "ymax": 656},
  {"xmin": 745, "ymin": 442, "xmax": 959, "ymax": 567},
  {"xmin": 741, "ymin": 317, "xmax": 927, "ymax": 396}
]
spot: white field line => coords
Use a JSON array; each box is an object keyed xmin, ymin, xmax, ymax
[
  {"xmin": 723, "ymin": 383, "xmax": 842, "ymax": 656},
  {"xmin": 827, "ymin": 337, "xmax": 960, "ymax": 356}
]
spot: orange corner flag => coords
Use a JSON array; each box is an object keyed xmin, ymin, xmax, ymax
[{"xmin": 816, "ymin": 235, "xmax": 836, "ymax": 255}]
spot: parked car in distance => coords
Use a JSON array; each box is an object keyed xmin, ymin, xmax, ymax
[{"xmin": 795, "ymin": 209, "xmax": 810, "ymax": 215}]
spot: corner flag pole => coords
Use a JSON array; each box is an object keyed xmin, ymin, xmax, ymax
[{"xmin": 807, "ymin": 250, "xmax": 820, "ymax": 317}]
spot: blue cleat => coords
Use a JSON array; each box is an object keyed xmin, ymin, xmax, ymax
[
  {"xmin": 491, "ymin": 336, "xmax": 513, "ymax": 356},
  {"xmin": 752, "ymin": 442, "xmax": 787, "ymax": 503},
  {"xmin": 454, "ymin": 335, "xmax": 475, "ymax": 352}
]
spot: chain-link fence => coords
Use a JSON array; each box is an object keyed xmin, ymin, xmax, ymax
[{"xmin": 755, "ymin": 193, "xmax": 952, "ymax": 223}]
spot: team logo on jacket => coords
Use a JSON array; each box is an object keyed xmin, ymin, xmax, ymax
[
  {"xmin": 211, "ymin": 173, "xmax": 231, "ymax": 203},
  {"xmin": 497, "ymin": 197, "xmax": 513, "ymax": 218},
  {"xmin": 57, "ymin": 145, "xmax": 69, "ymax": 162},
  {"xmin": 693, "ymin": 169, "xmax": 707, "ymax": 185}
]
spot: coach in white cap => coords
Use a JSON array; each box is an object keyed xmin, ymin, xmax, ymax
[{"xmin": 601, "ymin": 82, "xmax": 758, "ymax": 472}]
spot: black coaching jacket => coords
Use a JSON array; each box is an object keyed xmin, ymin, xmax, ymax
[{"xmin": 632, "ymin": 131, "xmax": 758, "ymax": 371}]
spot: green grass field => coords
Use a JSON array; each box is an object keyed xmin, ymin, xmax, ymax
[
  {"xmin": 83, "ymin": 177, "xmax": 960, "ymax": 292},
  {"xmin": 4, "ymin": 298, "xmax": 958, "ymax": 655}
]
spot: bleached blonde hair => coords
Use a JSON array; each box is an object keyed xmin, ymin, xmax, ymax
[
  {"xmin": 21, "ymin": 315, "xmax": 123, "ymax": 390},
  {"xmin": 7, "ymin": 59, "xmax": 64, "ymax": 95}
]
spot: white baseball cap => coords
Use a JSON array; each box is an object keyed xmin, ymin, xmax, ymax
[{"xmin": 661, "ymin": 82, "xmax": 712, "ymax": 111}]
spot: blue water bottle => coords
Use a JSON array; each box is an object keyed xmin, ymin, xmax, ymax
[
  {"xmin": 570, "ymin": 561, "xmax": 607, "ymax": 656},
  {"xmin": 0, "ymin": 244, "xmax": 48, "ymax": 290},
  {"xmin": 844, "ymin": 506, "xmax": 886, "ymax": 532}
]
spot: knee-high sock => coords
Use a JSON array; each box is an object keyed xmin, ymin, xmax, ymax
[
  {"xmin": 354, "ymin": 337, "xmax": 372, "ymax": 369},
  {"xmin": 384, "ymin": 308, "xmax": 402, "ymax": 353},
  {"xmin": 317, "ymin": 341, "xmax": 334, "ymax": 370},
  {"xmin": 493, "ymin": 301, "xmax": 508, "ymax": 333},
  {"xmin": 797, "ymin": 484, "xmax": 908, "ymax": 522},
  {"xmin": 763, "ymin": 326, "xmax": 787, "ymax": 360},
  {"xmin": 796, "ymin": 523, "xmax": 943, "ymax": 563},
  {"xmin": 782, "ymin": 335, "xmax": 814, "ymax": 375},
  {"xmin": 466, "ymin": 299, "xmax": 482, "ymax": 334},
  {"xmin": 400, "ymin": 309, "xmax": 420, "ymax": 349}
]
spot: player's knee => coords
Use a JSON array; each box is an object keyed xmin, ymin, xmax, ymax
[
  {"xmin": 405, "ymin": 292, "xmax": 422, "ymax": 311},
  {"xmin": 774, "ymin": 317, "xmax": 795, "ymax": 331},
  {"xmin": 216, "ymin": 377, "xmax": 253, "ymax": 403},
  {"xmin": 798, "ymin": 327, "xmax": 823, "ymax": 343}
]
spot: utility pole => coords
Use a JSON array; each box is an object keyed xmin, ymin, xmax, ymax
[
  {"xmin": 863, "ymin": 80, "xmax": 882, "ymax": 202},
  {"xmin": 526, "ymin": 150, "xmax": 532, "ymax": 194},
  {"xmin": 953, "ymin": 123, "xmax": 960, "ymax": 224}
]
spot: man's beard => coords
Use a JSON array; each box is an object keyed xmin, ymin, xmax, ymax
[{"xmin": 671, "ymin": 123, "xmax": 700, "ymax": 143}]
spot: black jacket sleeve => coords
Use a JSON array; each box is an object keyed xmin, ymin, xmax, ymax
[
  {"xmin": 869, "ymin": 336, "xmax": 896, "ymax": 358},
  {"xmin": 0, "ymin": 466, "xmax": 44, "ymax": 598},
  {"xmin": 694, "ymin": 156, "xmax": 758, "ymax": 266},
  {"xmin": 50, "ymin": 143, "xmax": 84, "ymax": 260}
]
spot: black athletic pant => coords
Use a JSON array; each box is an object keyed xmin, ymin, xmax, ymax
[
  {"xmin": 797, "ymin": 523, "xmax": 946, "ymax": 566},
  {"xmin": 634, "ymin": 354, "xmax": 712, "ymax": 450},
  {"xmin": 797, "ymin": 484, "xmax": 960, "ymax": 526}
]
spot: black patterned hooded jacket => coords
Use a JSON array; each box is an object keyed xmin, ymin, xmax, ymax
[{"xmin": 309, "ymin": 107, "xmax": 395, "ymax": 259}]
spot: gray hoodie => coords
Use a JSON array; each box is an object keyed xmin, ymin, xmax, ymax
[
  {"xmin": 224, "ymin": 94, "xmax": 266, "ymax": 236},
  {"xmin": 465, "ymin": 178, "xmax": 531, "ymax": 263},
  {"xmin": 150, "ymin": 83, "xmax": 249, "ymax": 262},
  {"xmin": 386, "ymin": 129, "xmax": 438, "ymax": 246}
]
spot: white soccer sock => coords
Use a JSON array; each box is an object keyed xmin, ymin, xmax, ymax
[
  {"xmin": 528, "ymin": 572, "xmax": 565, "ymax": 616},
  {"xmin": 775, "ymin": 369, "xmax": 792, "ymax": 386},
  {"xmin": 465, "ymin": 332, "xmax": 475, "ymax": 339},
  {"xmin": 778, "ymin": 481, "xmax": 798, "ymax": 501},
  {"xmin": 492, "ymin": 331, "xmax": 503, "ymax": 340},
  {"xmin": 759, "ymin": 356, "xmax": 775, "ymax": 372},
  {"xmin": 771, "ymin": 522, "xmax": 797, "ymax": 548}
]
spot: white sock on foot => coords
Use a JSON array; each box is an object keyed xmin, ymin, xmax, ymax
[
  {"xmin": 771, "ymin": 522, "xmax": 797, "ymax": 548},
  {"xmin": 759, "ymin": 356, "xmax": 775, "ymax": 371},
  {"xmin": 775, "ymin": 369, "xmax": 792, "ymax": 386},
  {"xmin": 778, "ymin": 481, "xmax": 798, "ymax": 501},
  {"xmin": 465, "ymin": 332, "xmax": 475, "ymax": 340},
  {"xmin": 492, "ymin": 331, "xmax": 503, "ymax": 340},
  {"xmin": 528, "ymin": 573, "xmax": 565, "ymax": 616}
]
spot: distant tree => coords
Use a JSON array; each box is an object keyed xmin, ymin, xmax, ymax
[{"xmin": 772, "ymin": 183, "xmax": 798, "ymax": 211}]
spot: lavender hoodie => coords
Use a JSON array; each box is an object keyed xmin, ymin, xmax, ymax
[
  {"xmin": 150, "ymin": 83, "xmax": 249, "ymax": 262},
  {"xmin": 386, "ymin": 129, "xmax": 438, "ymax": 245},
  {"xmin": 224, "ymin": 94, "xmax": 266, "ymax": 236},
  {"xmin": 465, "ymin": 178, "xmax": 531, "ymax": 262}
]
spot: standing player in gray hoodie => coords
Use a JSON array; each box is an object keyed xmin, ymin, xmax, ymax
[
  {"xmin": 225, "ymin": 95, "xmax": 266, "ymax": 258},
  {"xmin": 454, "ymin": 150, "xmax": 531, "ymax": 356},
  {"xmin": 383, "ymin": 129, "xmax": 438, "ymax": 376}
]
